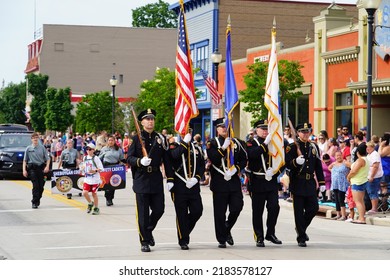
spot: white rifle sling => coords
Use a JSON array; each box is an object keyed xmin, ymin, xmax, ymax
[
  {"xmin": 212, "ymin": 137, "xmax": 228, "ymax": 176},
  {"xmin": 252, "ymin": 138, "xmax": 267, "ymax": 176}
]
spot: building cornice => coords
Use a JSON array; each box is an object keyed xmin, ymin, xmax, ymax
[
  {"xmin": 321, "ymin": 46, "xmax": 360, "ymax": 64},
  {"xmin": 347, "ymin": 79, "xmax": 390, "ymax": 96}
]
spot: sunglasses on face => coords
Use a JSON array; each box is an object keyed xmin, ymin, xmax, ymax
[{"xmin": 86, "ymin": 148, "xmax": 94, "ymax": 151}]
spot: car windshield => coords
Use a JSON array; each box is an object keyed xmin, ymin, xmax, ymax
[{"xmin": 0, "ymin": 134, "xmax": 32, "ymax": 149}]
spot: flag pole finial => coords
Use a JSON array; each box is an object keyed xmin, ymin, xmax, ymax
[
  {"xmin": 272, "ymin": 17, "xmax": 276, "ymax": 34},
  {"xmin": 227, "ymin": 14, "xmax": 231, "ymax": 28}
]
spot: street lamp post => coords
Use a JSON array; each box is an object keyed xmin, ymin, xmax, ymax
[
  {"xmin": 211, "ymin": 48, "xmax": 222, "ymax": 87},
  {"xmin": 110, "ymin": 75, "xmax": 118, "ymax": 135},
  {"xmin": 363, "ymin": 0, "xmax": 381, "ymax": 141}
]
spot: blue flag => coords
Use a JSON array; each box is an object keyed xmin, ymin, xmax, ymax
[{"xmin": 224, "ymin": 18, "xmax": 238, "ymax": 169}]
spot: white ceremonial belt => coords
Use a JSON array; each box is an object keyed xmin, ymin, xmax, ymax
[
  {"xmin": 175, "ymin": 171, "xmax": 188, "ymax": 184},
  {"xmin": 212, "ymin": 164, "xmax": 226, "ymax": 176},
  {"xmin": 252, "ymin": 171, "xmax": 266, "ymax": 176}
]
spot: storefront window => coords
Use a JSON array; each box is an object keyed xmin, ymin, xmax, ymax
[{"xmin": 335, "ymin": 92, "xmax": 353, "ymax": 134}]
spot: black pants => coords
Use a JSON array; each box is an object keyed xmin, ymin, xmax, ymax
[
  {"xmin": 28, "ymin": 167, "xmax": 45, "ymax": 206},
  {"xmin": 333, "ymin": 189, "xmax": 346, "ymax": 212},
  {"xmin": 251, "ymin": 189, "xmax": 280, "ymax": 241},
  {"xmin": 171, "ymin": 192, "xmax": 203, "ymax": 246},
  {"xmin": 104, "ymin": 162, "xmax": 118, "ymax": 201},
  {"xmin": 212, "ymin": 191, "xmax": 244, "ymax": 244},
  {"xmin": 105, "ymin": 189, "xmax": 115, "ymax": 200},
  {"xmin": 292, "ymin": 194, "xmax": 319, "ymax": 242},
  {"xmin": 135, "ymin": 192, "xmax": 165, "ymax": 246}
]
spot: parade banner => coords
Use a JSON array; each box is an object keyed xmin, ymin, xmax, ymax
[{"xmin": 51, "ymin": 165, "xmax": 126, "ymax": 194}]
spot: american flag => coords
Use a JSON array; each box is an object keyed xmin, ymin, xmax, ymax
[
  {"xmin": 174, "ymin": 1, "xmax": 198, "ymax": 136},
  {"xmin": 200, "ymin": 69, "xmax": 221, "ymax": 105}
]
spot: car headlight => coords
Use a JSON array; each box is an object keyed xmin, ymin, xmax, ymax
[{"xmin": 0, "ymin": 152, "xmax": 14, "ymax": 157}]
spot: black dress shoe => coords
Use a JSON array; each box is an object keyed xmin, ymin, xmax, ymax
[
  {"xmin": 218, "ymin": 243, "xmax": 226, "ymax": 248},
  {"xmin": 298, "ymin": 241, "xmax": 307, "ymax": 247},
  {"xmin": 32, "ymin": 204, "xmax": 38, "ymax": 209},
  {"xmin": 256, "ymin": 241, "xmax": 265, "ymax": 247},
  {"xmin": 226, "ymin": 233, "xmax": 234, "ymax": 246},
  {"xmin": 265, "ymin": 234, "xmax": 282, "ymax": 245},
  {"xmin": 149, "ymin": 236, "xmax": 155, "ymax": 246},
  {"xmin": 180, "ymin": 244, "xmax": 189, "ymax": 250},
  {"xmin": 106, "ymin": 199, "xmax": 113, "ymax": 206},
  {"xmin": 141, "ymin": 244, "xmax": 151, "ymax": 252}
]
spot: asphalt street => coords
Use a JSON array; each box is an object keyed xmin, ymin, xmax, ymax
[{"xmin": 0, "ymin": 169, "xmax": 389, "ymax": 261}]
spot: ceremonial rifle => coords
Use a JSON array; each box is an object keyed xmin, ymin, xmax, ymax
[
  {"xmin": 130, "ymin": 106, "xmax": 148, "ymax": 157},
  {"xmin": 288, "ymin": 116, "xmax": 302, "ymax": 156}
]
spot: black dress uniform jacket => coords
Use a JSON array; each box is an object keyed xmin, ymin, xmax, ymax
[
  {"xmin": 207, "ymin": 136, "xmax": 247, "ymax": 192},
  {"xmin": 127, "ymin": 130, "xmax": 173, "ymax": 192},
  {"xmin": 246, "ymin": 137, "xmax": 280, "ymax": 191},
  {"xmin": 168, "ymin": 141, "xmax": 205, "ymax": 193},
  {"xmin": 286, "ymin": 139, "xmax": 325, "ymax": 196}
]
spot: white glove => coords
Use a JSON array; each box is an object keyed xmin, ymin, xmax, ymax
[
  {"xmin": 296, "ymin": 155, "xmax": 305, "ymax": 165},
  {"xmin": 265, "ymin": 167, "xmax": 273, "ymax": 181},
  {"xmin": 183, "ymin": 133, "xmax": 192, "ymax": 144},
  {"xmin": 186, "ymin": 177, "xmax": 198, "ymax": 189},
  {"xmin": 263, "ymin": 133, "xmax": 272, "ymax": 145},
  {"xmin": 167, "ymin": 182, "xmax": 174, "ymax": 191},
  {"xmin": 229, "ymin": 166, "xmax": 237, "ymax": 176},
  {"xmin": 221, "ymin": 137, "xmax": 231, "ymax": 150},
  {"xmin": 224, "ymin": 172, "xmax": 232, "ymax": 181},
  {"xmin": 319, "ymin": 185, "xmax": 326, "ymax": 192},
  {"xmin": 140, "ymin": 157, "xmax": 152, "ymax": 166}
]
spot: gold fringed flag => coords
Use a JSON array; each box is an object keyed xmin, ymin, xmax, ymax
[{"xmin": 264, "ymin": 18, "xmax": 285, "ymax": 173}]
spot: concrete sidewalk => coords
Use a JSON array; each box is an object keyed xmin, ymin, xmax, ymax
[{"xmin": 278, "ymin": 198, "xmax": 390, "ymax": 227}]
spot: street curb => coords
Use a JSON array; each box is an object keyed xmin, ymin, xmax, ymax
[{"xmin": 279, "ymin": 198, "xmax": 390, "ymax": 227}]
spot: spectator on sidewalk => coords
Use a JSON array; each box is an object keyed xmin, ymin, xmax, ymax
[
  {"xmin": 321, "ymin": 153, "xmax": 334, "ymax": 202},
  {"xmin": 347, "ymin": 143, "xmax": 369, "ymax": 224},
  {"xmin": 366, "ymin": 141, "xmax": 384, "ymax": 214},
  {"xmin": 329, "ymin": 151, "xmax": 350, "ymax": 220}
]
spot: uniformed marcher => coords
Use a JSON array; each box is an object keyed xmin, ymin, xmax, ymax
[
  {"xmin": 58, "ymin": 139, "xmax": 79, "ymax": 199},
  {"xmin": 246, "ymin": 120, "xmax": 282, "ymax": 247},
  {"xmin": 22, "ymin": 132, "xmax": 51, "ymax": 209},
  {"xmin": 127, "ymin": 108, "xmax": 174, "ymax": 253},
  {"xmin": 206, "ymin": 118, "xmax": 247, "ymax": 248},
  {"xmin": 285, "ymin": 122, "xmax": 325, "ymax": 247},
  {"xmin": 168, "ymin": 129, "xmax": 204, "ymax": 250},
  {"xmin": 99, "ymin": 135, "xmax": 125, "ymax": 206}
]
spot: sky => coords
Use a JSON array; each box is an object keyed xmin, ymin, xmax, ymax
[{"xmin": 0, "ymin": 0, "xmax": 357, "ymax": 87}]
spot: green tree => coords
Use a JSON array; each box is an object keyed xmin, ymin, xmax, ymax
[
  {"xmin": 0, "ymin": 82, "xmax": 27, "ymax": 124},
  {"xmin": 45, "ymin": 87, "xmax": 74, "ymax": 133},
  {"xmin": 27, "ymin": 73, "xmax": 49, "ymax": 133},
  {"xmin": 132, "ymin": 67, "xmax": 176, "ymax": 133},
  {"xmin": 239, "ymin": 60, "xmax": 305, "ymax": 125},
  {"xmin": 132, "ymin": 0, "xmax": 177, "ymax": 28},
  {"xmin": 75, "ymin": 91, "xmax": 124, "ymax": 134}
]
